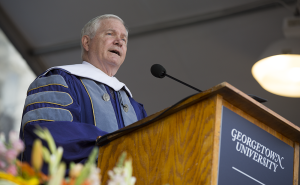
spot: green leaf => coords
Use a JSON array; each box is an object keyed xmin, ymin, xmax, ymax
[
  {"xmin": 69, "ymin": 162, "xmax": 75, "ymax": 171},
  {"xmin": 48, "ymin": 162, "xmax": 66, "ymax": 185},
  {"xmin": 44, "ymin": 128, "xmax": 56, "ymax": 154},
  {"xmin": 33, "ymin": 126, "xmax": 56, "ymax": 154},
  {"xmin": 33, "ymin": 127, "xmax": 46, "ymax": 140},
  {"xmin": 49, "ymin": 155, "xmax": 56, "ymax": 176},
  {"xmin": 74, "ymin": 147, "xmax": 99, "ymax": 185},
  {"xmin": 42, "ymin": 146, "xmax": 51, "ymax": 163},
  {"xmin": 116, "ymin": 151, "xmax": 127, "ymax": 168},
  {"xmin": 124, "ymin": 159, "xmax": 133, "ymax": 182},
  {"xmin": 0, "ymin": 133, "xmax": 6, "ymax": 143},
  {"xmin": 54, "ymin": 147, "xmax": 64, "ymax": 167}
]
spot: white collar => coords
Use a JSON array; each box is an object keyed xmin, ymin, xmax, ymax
[{"xmin": 43, "ymin": 61, "xmax": 132, "ymax": 97}]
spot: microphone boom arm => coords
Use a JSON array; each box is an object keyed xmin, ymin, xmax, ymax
[
  {"xmin": 150, "ymin": 64, "xmax": 267, "ymax": 103},
  {"xmin": 165, "ymin": 74, "xmax": 202, "ymax": 92}
]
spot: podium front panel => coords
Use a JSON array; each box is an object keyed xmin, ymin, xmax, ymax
[{"xmin": 218, "ymin": 106, "xmax": 294, "ymax": 185}]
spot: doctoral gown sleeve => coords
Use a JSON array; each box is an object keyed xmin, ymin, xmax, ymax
[{"xmin": 19, "ymin": 69, "xmax": 107, "ymax": 174}]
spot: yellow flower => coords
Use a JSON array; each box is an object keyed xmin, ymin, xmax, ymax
[
  {"xmin": 31, "ymin": 139, "xmax": 43, "ymax": 172},
  {"xmin": 0, "ymin": 172, "xmax": 39, "ymax": 185}
]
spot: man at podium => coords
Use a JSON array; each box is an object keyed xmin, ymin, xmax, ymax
[{"xmin": 19, "ymin": 14, "xmax": 147, "ymax": 174}]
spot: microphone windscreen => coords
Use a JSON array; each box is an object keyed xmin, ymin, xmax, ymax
[{"xmin": 151, "ymin": 64, "xmax": 166, "ymax": 78}]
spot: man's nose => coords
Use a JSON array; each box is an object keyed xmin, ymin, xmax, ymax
[{"xmin": 113, "ymin": 37, "xmax": 123, "ymax": 47}]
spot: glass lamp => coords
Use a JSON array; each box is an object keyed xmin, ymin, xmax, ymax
[{"xmin": 252, "ymin": 39, "xmax": 300, "ymax": 97}]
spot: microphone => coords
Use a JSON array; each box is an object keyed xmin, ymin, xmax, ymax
[
  {"xmin": 150, "ymin": 64, "xmax": 267, "ymax": 103},
  {"xmin": 151, "ymin": 64, "xmax": 202, "ymax": 92}
]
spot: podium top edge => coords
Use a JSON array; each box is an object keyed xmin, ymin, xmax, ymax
[{"xmin": 201, "ymin": 82, "xmax": 300, "ymax": 142}]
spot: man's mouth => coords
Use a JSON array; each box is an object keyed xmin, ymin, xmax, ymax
[{"xmin": 109, "ymin": 50, "xmax": 121, "ymax": 56}]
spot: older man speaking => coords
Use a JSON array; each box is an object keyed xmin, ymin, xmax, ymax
[{"xmin": 19, "ymin": 14, "xmax": 147, "ymax": 174}]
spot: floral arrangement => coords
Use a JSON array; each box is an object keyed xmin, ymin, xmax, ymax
[{"xmin": 0, "ymin": 126, "xmax": 136, "ymax": 185}]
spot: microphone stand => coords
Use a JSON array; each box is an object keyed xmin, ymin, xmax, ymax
[
  {"xmin": 151, "ymin": 64, "xmax": 267, "ymax": 103},
  {"xmin": 165, "ymin": 74, "xmax": 202, "ymax": 92}
]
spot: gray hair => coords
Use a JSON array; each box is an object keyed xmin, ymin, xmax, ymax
[{"xmin": 81, "ymin": 14, "xmax": 128, "ymax": 58}]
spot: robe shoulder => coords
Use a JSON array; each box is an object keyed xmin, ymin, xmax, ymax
[
  {"xmin": 20, "ymin": 69, "xmax": 107, "ymax": 174},
  {"xmin": 20, "ymin": 68, "xmax": 147, "ymax": 174}
]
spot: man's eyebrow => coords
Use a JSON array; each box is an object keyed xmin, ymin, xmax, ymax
[
  {"xmin": 122, "ymin": 33, "xmax": 128, "ymax": 39},
  {"xmin": 106, "ymin": 29, "xmax": 128, "ymax": 38},
  {"xmin": 106, "ymin": 29, "xmax": 115, "ymax": 32}
]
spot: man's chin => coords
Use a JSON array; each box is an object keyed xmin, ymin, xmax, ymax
[{"xmin": 107, "ymin": 60, "xmax": 124, "ymax": 69}]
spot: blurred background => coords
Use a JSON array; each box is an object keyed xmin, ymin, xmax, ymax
[{"xmin": 0, "ymin": 0, "xmax": 299, "ymax": 143}]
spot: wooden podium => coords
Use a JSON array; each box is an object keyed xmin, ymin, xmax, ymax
[{"xmin": 97, "ymin": 82, "xmax": 300, "ymax": 185}]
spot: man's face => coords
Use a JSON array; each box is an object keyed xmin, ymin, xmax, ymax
[{"xmin": 88, "ymin": 18, "xmax": 127, "ymax": 72}]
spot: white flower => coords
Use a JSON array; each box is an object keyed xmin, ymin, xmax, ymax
[
  {"xmin": 107, "ymin": 171, "xmax": 127, "ymax": 185},
  {"xmin": 87, "ymin": 165, "xmax": 101, "ymax": 185},
  {"xmin": 107, "ymin": 162, "xmax": 136, "ymax": 185},
  {"xmin": 69, "ymin": 163, "xmax": 84, "ymax": 178}
]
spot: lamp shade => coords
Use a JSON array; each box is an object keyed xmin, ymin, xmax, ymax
[{"xmin": 252, "ymin": 39, "xmax": 300, "ymax": 97}]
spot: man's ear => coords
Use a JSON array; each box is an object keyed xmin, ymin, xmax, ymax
[{"xmin": 81, "ymin": 35, "xmax": 90, "ymax": 52}]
